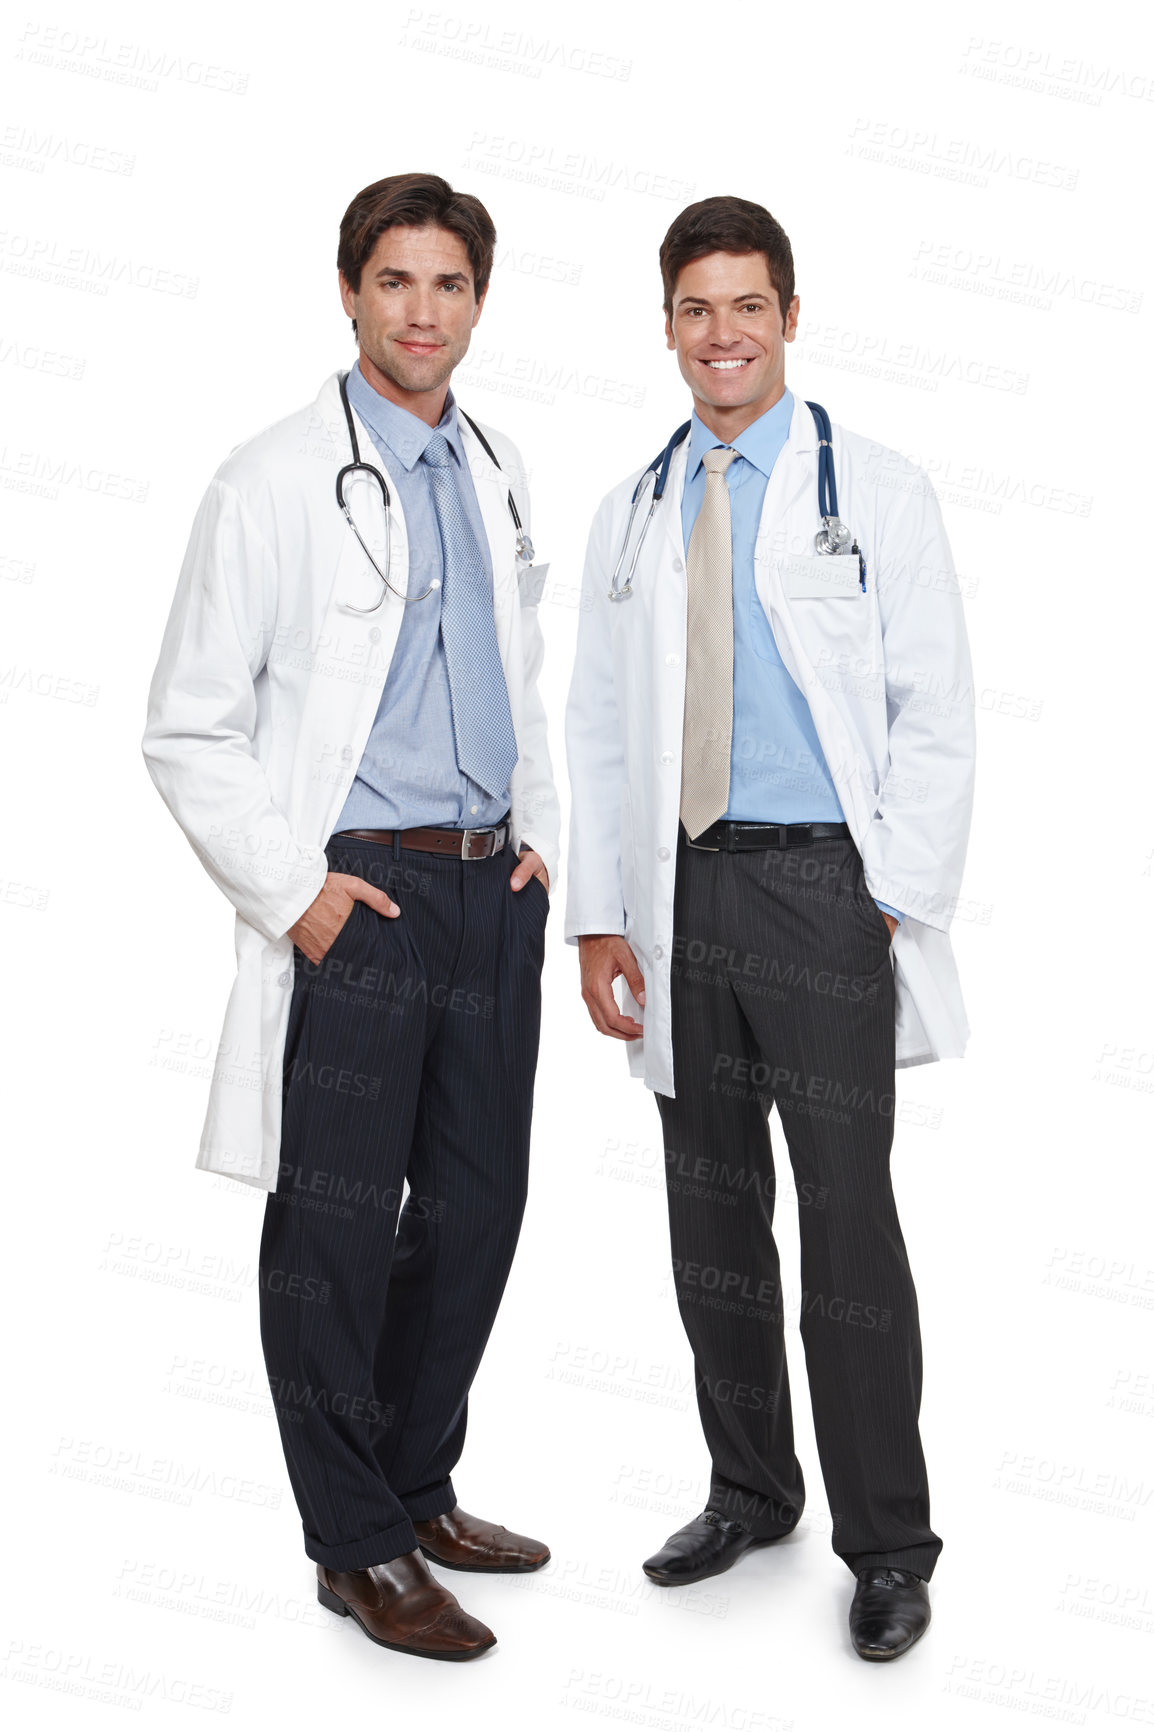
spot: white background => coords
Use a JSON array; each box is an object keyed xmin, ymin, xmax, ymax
[{"xmin": 2, "ymin": 0, "xmax": 1152, "ymax": 1726}]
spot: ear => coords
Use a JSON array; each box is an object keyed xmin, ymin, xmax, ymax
[
  {"xmin": 784, "ymin": 294, "xmax": 800, "ymax": 342},
  {"xmin": 665, "ymin": 309, "xmax": 675, "ymax": 351},
  {"xmin": 471, "ymin": 285, "xmax": 488, "ymax": 328},
  {"xmin": 338, "ymin": 270, "xmax": 357, "ymax": 321}
]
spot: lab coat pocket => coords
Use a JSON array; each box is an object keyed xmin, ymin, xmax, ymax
[{"xmin": 776, "ymin": 562, "xmax": 879, "ymax": 678}]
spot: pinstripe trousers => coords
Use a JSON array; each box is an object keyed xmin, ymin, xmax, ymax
[
  {"xmin": 258, "ymin": 832, "xmax": 547, "ymax": 1571},
  {"xmin": 654, "ymin": 825, "xmax": 942, "ymax": 1579}
]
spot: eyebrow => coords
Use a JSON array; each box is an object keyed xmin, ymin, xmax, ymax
[
  {"xmin": 373, "ymin": 266, "xmax": 470, "ymax": 284},
  {"xmin": 677, "ymin": 292, "xmax": 770, "ymax": 309}
]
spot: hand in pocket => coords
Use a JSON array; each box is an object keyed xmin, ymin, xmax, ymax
[{"xmin": 287, "ymin": 872, "xmax": 400, "ymax": 965}]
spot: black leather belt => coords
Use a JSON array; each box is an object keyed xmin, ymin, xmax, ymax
[
  {"xmin": 335, "ymin": 817, "xmax": 512, "ymax": 860},
  {"xmin": 683, "ymin": 819, "xmax": 852, "ymax": 852}
]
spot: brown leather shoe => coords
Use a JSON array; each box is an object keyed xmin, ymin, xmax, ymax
[
  {"xmin": 316, "ymin": 1550, "xmax": 496, "ymax": 1660},
  {"xmin": 412, "ymin": 1506, "xmax": 551, "ymax": 1573}
]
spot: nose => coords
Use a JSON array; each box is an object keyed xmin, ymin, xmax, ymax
[
  {"xmin": 407, "ymin": 286, "xmax": 439, "ymax": 328},
  {"xmin": 709, "ymin": 313, "xmax": 742, "ymax": 347}
]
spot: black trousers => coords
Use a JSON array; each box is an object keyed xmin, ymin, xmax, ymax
[
  {"xmin": 654, "ymin": 826, "xmax": 941, "ymax": 1580},
  {"xmin": 258, "ymin": 832, "xmax": 548, "ymax": 1571}
]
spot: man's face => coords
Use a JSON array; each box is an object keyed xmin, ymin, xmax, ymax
[
  {"xmin": 665, "ymin": 250, "xmax": 798, "ymax": 423},
  {"xmin": 339, "ymin": 223, "xmax": 485, "ymax": 404}
]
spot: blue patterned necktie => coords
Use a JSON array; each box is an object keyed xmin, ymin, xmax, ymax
[{"xmin": 421, "ymin": 432, "xmax": 518, "ymax": 800}]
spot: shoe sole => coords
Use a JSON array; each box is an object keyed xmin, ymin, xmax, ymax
[
  {"xmin": 417, "ymin": 1545, "xmax": 551, "ymax": 1575},
  {"xmin": 317, "ymin": 1582, "xmax": 497, "ymax": 1660},
  {"xmin": 642, "ymin": 1532, "xmax": 789, "ymax": 1588}
]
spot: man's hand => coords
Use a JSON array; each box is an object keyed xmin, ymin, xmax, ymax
[
  {"xmin": 577, "ymin": 934, "xmax": 646, "ymax": 1041},
  {"xmin": 287, "ymin": 872, "xmax": 400, "ymax": 965},
  {"xmin": 881, "ymin": 910, "xmax": 898, "ymax": 941},
  {"xmin": 511, "ymin": 848, "xmax": 549, "ymax": 894}
]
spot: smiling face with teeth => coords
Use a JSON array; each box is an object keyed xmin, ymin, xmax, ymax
[{"xmin": 665, "ymin": 249, "xmax": 799, "ymax": 441}]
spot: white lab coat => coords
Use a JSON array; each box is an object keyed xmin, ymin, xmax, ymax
[
  {"xmin": 143, "ymin": 369, "xmax": 560, "ymax": 1191},
  {"xmin": 564, "ymin": 390, "xmax": 976, "ymax": 1095}
]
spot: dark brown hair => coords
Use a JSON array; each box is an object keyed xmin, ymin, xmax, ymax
[
  {"xmin": 659, "ymin": 195, "xmax": 795, "ymax": 326},
  {"xmin": 337, "ymin": 174, "xmax": 497, "ymax": 328}
]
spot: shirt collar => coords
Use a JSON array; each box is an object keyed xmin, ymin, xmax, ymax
[
  {"xmin": 345, "ymin": 359, "xmax": 464, "ymax": 472},
  {"xmin": 686, "ymin": 387, "xmax": 794, "ymax": 483}
]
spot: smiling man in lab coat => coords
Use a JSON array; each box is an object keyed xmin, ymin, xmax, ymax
[
  {"xmin": 565, "ymin": 195, "xmax": 975, "ymax": 1661},
  {"xmin": 143, "ymin": 173, "xmax": 559, "ymax": 1662}
]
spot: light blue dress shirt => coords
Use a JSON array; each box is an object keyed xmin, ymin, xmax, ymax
[
  {"xmin": 681, "ymin": 392, "xmax": 902, "ymax": 922},
  {"xmin": 333, "ymin": 361, "xmax": 512, "ymax": 834}
]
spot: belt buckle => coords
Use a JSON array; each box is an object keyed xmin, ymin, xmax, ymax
[
  {"xmin": 460, "ymin": 820, "xmax": 506, "ymax": 860},
  {"xmin": 683, "ymin": 822, "xmax": 720, "ymax": 852}
]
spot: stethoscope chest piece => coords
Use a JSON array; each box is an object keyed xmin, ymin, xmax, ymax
[{"xmin": 814, "ymin": 514, "xmax": 852, "ymax": 555}]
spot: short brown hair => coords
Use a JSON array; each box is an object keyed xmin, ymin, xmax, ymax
[
  {"xmin": 659, "ymin": 195, "xmax": 795, "ymax": 326},
  {"xmin": 337, "ymin": 173, "xmax": 497, "ymax": 310}
]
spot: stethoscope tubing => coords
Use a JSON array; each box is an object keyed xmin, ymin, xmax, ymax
[
  {"xmin": 608, "ymin": 399, "xmax": 864, "ymax": 600},
  {"xmin": 336, "ymin": 369, "xmax": 531, "ymax": 614}
]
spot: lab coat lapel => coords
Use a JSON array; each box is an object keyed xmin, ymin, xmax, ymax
[
  {"xmin": 662, "ymin": 433, "xmax": 690, "ymax": 575},
  {"xmin": 752, "ymin": 390, "xmax": 876, "ymax": 840},
  {"xmin": 650, "ymin": 437, "xmax": 691, "ymax": 847},
  {"xmin": 655, "ymin": 433, "xmax": 690, "ymax": 712},
  {"xmin": 754, "ymin": 389, "xmax": 820, "ymax": 560}
]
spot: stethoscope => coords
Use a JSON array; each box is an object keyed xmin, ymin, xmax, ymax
[
  {"xmin": 336, "ymin": 368, "xmax": 534, "ymax": 614},
  {"xmin": 607, "ymin": 398, "xmax": 865, "ymax": 601}
]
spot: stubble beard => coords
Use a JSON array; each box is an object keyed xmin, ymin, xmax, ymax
[{"xmin": 361, "ymin": 330, "xmax": 467, "ymax": 400}]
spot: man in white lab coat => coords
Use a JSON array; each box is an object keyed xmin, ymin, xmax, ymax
[
  {"xmin": 143, "ymin": 173, "xmax": 560, "ymax": 1662},
  {"xmin": 565, "ymin": 195, "xmax": 975, "ymax": 1661}
]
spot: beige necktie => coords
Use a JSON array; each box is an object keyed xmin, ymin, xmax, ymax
[{"xmin": 680, "ymin": 445, "xmax": 738, "ymax": 840}]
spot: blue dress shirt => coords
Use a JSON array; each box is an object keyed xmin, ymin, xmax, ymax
[
  {"xmin": 681, "ymin": 392, "xmax": 902, "ymax": 922},
  {"xmin": 333, "ymin": 361, "xmax": 512, "ymax": 834}
]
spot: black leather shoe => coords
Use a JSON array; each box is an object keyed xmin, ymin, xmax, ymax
[
  {"xmin": 849, "ymin": 1567, "xmax": 930, "ymax": 1661},
  {"xmin": 642, "ymin": 1510, "xmax": 787, "ymax": 1586}
]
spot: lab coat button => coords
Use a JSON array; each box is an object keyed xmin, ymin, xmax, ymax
[
  {"xmin": 660, "ymin": 751, "xmax": 674, "ymax": 765},
  {"xmin": 653, "ymin": 945, "xmax": 664, "ymax": 960},
  {"xmin": 368, "ymin": 627, "xmax": 381, "ymax": 644},
  {"xmin": 657, "ymin": 847, "xmax": 670, "ymax": 861},
  {"xmin": 278, "ymin": 972, "xmax": 291, "ymax": 988},
  {"xmin": 672, "ymin": 558, "xmax": 684, "ymax": 573},
  {"xmin": 665, "ymin": 653, "xmax": 680, "ymax": 667}
]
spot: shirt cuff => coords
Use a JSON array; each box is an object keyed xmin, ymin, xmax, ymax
[{"xmin": 874, "ymin": 899, "xmax": 904, "ymax": 923}]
